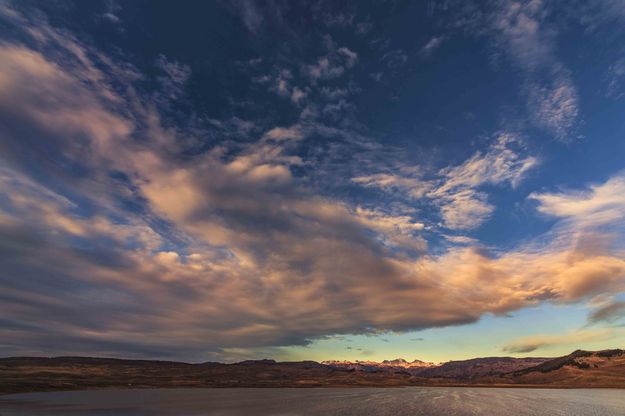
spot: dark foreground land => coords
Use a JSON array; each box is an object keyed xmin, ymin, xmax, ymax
[{"xmin": 1, "ymin": 349, "xmax": 624, "ymax": 394}]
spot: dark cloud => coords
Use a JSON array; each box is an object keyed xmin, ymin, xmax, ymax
[
  {"xmin": 588, "ymin": 301, "xmax": 625, "ymax": 325},
  {"xmin": 502, "ymin": 345, "xmax": 537, "ymax": 354}
]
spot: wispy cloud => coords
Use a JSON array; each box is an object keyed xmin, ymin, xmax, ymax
[
  {"xmin": 502, "ymin": 328, "xmax": 617, "ymax": 353},
  {"xmin": 352, "ymin": 172, "xmax": 431, "ymax": 200},
  {"xmin": 419, "ymin": 36, "xmax": 445, "ymax": 57},
  {"xmin": 443, "ymin": 235, "xmax": 479, "ymax": 245},
  {"xmin": 231, "ymin": 0, "xmax": 264, "ymax": 34},
  {"xmin": 526, "ymin": 79, "xmax": 579, "ymax": 141},
  {"xmin": 100, "ymin": 0, "xmax": 122, "ymax": 25},
  {"xmin": 529, "ymin": 172, "xmax": 625, "ymax": 228},
  {"xmin": 306, "ymin": 54, "xmax": 348, "ymax": 81},
  {"xmin": 155, "ymin": 54, "xmax": 191, "ymax": 99},
  {"xmin": 353, "ymin": 133, "xmax": 538, "ymax": 230},
  {"xmin": 588, "ymin": 301, "xmax": 625, "ymax": 325},
  {"xmin": 432, "ymin": 133, "xmax": 538, "ymax": 229},
  {"xmin": 605, "ymin": 57, "xmax": 625, "ymax": 98},
  {"xmin": 468, "ymin": 0, "xmax": 581, "ymax": 141}
]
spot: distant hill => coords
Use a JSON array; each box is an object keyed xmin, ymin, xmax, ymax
[
  {"xmin": 1, "ymin": 349, "xmax": 624, "ymax": 394},
  {"xmin": 416, "ymin": 356, "xmax": 549, "ymax": 379},
  {"xmin": 0, "ymin": 356, "xmax": 413, "ymax": 394},
  {"xmin": 500, "ymin": 349, "xmax": 625, "ymax": 387}
]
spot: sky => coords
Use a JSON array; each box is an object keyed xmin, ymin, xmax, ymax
[{"xmin": 1, "ymin": 0, "xmax": 625, "ymax": 364}]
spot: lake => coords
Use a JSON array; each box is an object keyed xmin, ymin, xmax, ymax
[{"xmin": 1, "ymin": 387, "xmax": 625, "ymax": 415}]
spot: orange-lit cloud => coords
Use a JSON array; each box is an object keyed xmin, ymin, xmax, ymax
[{"xmin": 502, "ymin": 328, "xmax": 619, "ymax": 354}]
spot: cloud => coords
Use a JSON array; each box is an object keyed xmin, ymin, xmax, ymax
[
  {"xmin": 231, "ymin": 0, "xmax": 264, "ymax": 34},
  {"xmin": 467, "ymin": 0, "xmax": 580, "ymax": 141},
  {"xmin": 156, "ymin": 54, "xmax": 191, "ymax": 84},
  {"xmin": 381, "ymin": 49, "xmax": 408, "ymax": 70},
  {"xmin": 155, "ymin": 54, "xmax": 191, "ymax": 99},
  {"xmin": 100, "ymin": 0, "xmax": 122, "ymax": 25},
  {"xmin": 353, "ymin": 133, "xmax": 538, "ymax": 230},
  {"xmin": 502, "ymin": 328, "xmax": 617, "ymax": 353},
  {"xmin": 529, "ymin": 172, "xmax": 625, "ymax": 228},
  {"xmin": 0, "ymin": 8, "xmax": 443, "ymax": 358},
  {"xmin": 337, "ymin": 47, "xmax": 358, "ymax": 68},
  {"xmin": 260, "ymin": 68, "xmax": 294, "ymax": 98},
  {"xmin": 305, "ymin": 46, "xmax": 358, "ymax": 81},
  {"xmin": 491, "ymin": 0, "xmax": 552, "ymax": 72},
  {"xmin": 443, "ymin": 235, "xmax": 479, "ymax": 245},
  {"xmin": 133, "ymin": 146, "xmax": 625, "ymax": 351},
  {"xmin": 527, "ymin": 79, "xmax": 579, "ymax": 141},
  {"xmin": 322, "ymin": 99, "xmax": 355, "ymax": 119},
  {"xmin": 306, "ymin": 57, "xmax": 345, "ymax": 80},
  {"xmin": 290, "ymin": 86, "xmax": 308, "ymax": 104},
  {"xmin": 262, "ymin": 126, "xmax": 305, "ymax": 141},
  {"xmin": 320, "ymin": 86, "xmax": 349, "ymax": 100},
  {"xmin": 436, "ymin": 190, "xmax": 494, "ymax": 230},
  {"xmin": 0, "ymin": 45, "xmax": 132, "ymax": 151},
  {"xmin": 208, "ymin": 117, "xmax": 256, "ymax": 138},
  {"xmin": 352, "ymin": 173, "xmax": 432, "ymax": 199},
  {"xmin": 431, "ymin": 133, "xmax": 538, "ymax": 229},
  {"xmin": 578, "ymin": 0, "xmax": 625, "ymax": 32},
  {"xmin": 419, "ymin": 36, "xmax": 445, "ymax": 57},
  {"xmin": 321, "ymin": 12, "xmax": 355, "ymax": 28},
  {"xmin": 606, "ymin": 57, "xmax": 625, "ymax": 98},
  {"xmin": 4, "ymin": 136, "xmax": 625, "ymax": 360},
  {"xmin": 354, "ymin": 207, "xmax": 427, "ymax": 253},
  {"xmin": 588, "ymin": 301, "xmax": 625, "ymax": 325},
  {"xmin": 254, "ymin": 66, "xmax": 310, "ymax": 107},
  {"xmin": 437, "ymin": 133, "xmax": 538, "ymax": 190}
]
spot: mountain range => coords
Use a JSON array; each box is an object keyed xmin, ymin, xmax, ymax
[
  {"xmin": 321, "ymin": 358, "xmax": 437, "ymax": 374},
  {"xmin": 322, "ymin": 356, "xmax": 552, "ymax": 378},
  {"xmin": 1, "ymin": 349, "xmax": 624, "ymax": 394}
]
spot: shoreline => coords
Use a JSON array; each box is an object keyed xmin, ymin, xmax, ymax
[{"xmin": 3, "ymin": 351, "xmax": 624, "ymax": 395}]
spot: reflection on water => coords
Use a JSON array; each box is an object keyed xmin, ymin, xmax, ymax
[{"xmin": 2, "ymin": 387, "xmax": 625, "ymax": 416}]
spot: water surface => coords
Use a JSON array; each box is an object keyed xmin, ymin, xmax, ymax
[{"xmin": 1, "ymin": 387, "xmax": 624, "ymax": 415}]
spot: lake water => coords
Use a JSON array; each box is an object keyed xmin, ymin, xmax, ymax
[{"xmin": 1, "ymin": 387, "xmax": 625, "ymax": 415}]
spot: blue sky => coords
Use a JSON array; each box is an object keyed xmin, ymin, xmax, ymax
[{"xmin": 1, "ymin": 0, "xmax": 625, "ymax": 362}]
